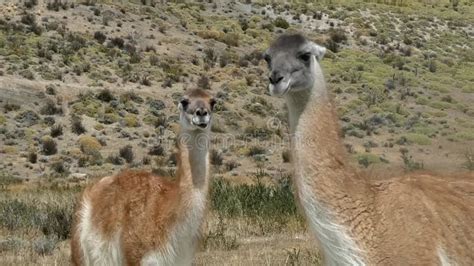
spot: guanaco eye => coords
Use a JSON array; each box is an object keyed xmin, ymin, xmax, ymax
[
  {"xmin": 299, "ymin": 53, "xmax": 311, "ymax": 62},
  {"xmin": 180, "ymin": 99, "xmax": 189, "ymax": 110},
  {"xmin": 209, "ymin": 98, "xmax": 216, "ymax": 111},
  {"xmin": 263, "ymin": 54, "xmax": 271, "ymax": 64}
]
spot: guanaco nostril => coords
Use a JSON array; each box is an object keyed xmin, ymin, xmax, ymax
[
  {"xmin": 269, "ymin": 72, "xmax": 284, "ymax": 85},
  {"xmin": 195, "ymin": 109, "xmax": 208, "ymax": 116}
]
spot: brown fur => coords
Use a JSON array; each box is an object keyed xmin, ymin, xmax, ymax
[
  {"xmin": 294, "ymin": 96, "xmax": 474, "ymax": 265},
  {"xmin": 71, "ymin": 89, "xmax": 214, "ymax": 265},
  {"xmin": 265, "ymin": 33, "xmax": 474, "ymax": 264},
  {"xmin": 71, "ymin": 171, "xmax": 181, "ymax": 265}
]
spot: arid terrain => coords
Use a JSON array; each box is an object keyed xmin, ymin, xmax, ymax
[{"xmin": 0, "ymin": 0, "xmax": 473, "ymax": 265}]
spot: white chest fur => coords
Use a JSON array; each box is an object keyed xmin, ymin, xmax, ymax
[{"xmin": 293, "ymin": 140, "xmax": 366, "ymax": 266}]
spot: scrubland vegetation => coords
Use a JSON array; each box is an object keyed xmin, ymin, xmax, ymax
[{"xmin": 0, "ymin": 0, "xmax": 473, "ymax": 264}]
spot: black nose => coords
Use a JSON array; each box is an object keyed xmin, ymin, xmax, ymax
[
  {"xmin": 269, "ymin": 72, "xmax": 284, "ymax": 85},
  {"xmin": 195, "ymin": 108, "xmax": 208, "ymax": 116}
]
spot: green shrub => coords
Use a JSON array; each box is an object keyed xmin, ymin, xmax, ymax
[
  {"xmin": 463, "ymin": 149, "xmax": 474, "ymax": 171},
  {"xmin": 453, "ymin": 131, "xmax": 474, "ymax": 141},
  {"xmin": 0, "ymin": 200, "xmax": 38, "ymax": 230},
  {"xmin": 78, "ymin": 135, "xmax": 102, "ymax": 155},
  {"xmin": 400, "ymin": 148, "xmax": 423, "ymax": 171},
  {"xmin": 0, "ymin": 198, "xmax": 73, "ymax": 240},
  {"xmin": 220, "ymin": 33, "xmax": 240, "ymax": 47},
  {"xmin": 355, "ymin": 153, "xmax": 381, "ymax": 168},
  {"xmin": 96, "ymin": 89, "xmax": 115, "ymax": 102},
  {"xmin": 404, "ymin": 133, "xmax": 432, "ymax": 145},
  {"xmin": 123, "ymin": 114, "xmax": 140, "ymax": 127},
  {"xmin": 274, "ymin": 17, "xmax": 289, "ymax": 29}
]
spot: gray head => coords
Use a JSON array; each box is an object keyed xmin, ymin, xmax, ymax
[
  {"xmin": 263, "ymin": 34, "xmax": 326, "ymax": 96},
  {"xmin": 178, "ymin": 89, "xmax": 216, "ymax": 131}
]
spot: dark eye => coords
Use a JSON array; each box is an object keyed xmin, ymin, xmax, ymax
[
  {"xmin": 299, "ymin": 53, "xmax": 311, "ymax": 62},
  {"xmin": 209, "ymin": 98, "xmax": 216, "ymax": 111},
  {"xmin": 180, "ymin": 98, "xmax": 189, "ymax": 110},
  {"xmin": 263, "ymin": 54, "xmax": 271, "ymax": 64}
]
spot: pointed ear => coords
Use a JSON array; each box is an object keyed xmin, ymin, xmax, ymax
[{"xmin": 309, "ymin": 42, "xmax": 326, "ymax": 62}]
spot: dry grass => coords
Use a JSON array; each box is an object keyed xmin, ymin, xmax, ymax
[{"xmin": 0, "ymin": 177, "xmax": 321, "ymax": 265}]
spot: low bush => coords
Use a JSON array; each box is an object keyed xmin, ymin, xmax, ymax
[
  {"xmin": 41, "ymin": 137, "xmax": 57, "ymax": 155},
  {"xmin": 78, "ymin": 136, "xmax": 102, "ymax": 155},
  {"xmin": 247, "ymin": 146, "xmax": 266, "ymax": 156},
  {"xmin": 274, "ymin": 17, "xmax": 289, "ymax": 29},
  {"xmin": 148, "ymin": 145, "xmax": 164, "ymax": 156},
  {"xmin": 96, "ymin": 89, "xmax": 115, "ymax": 102},
  {"xmin": 210, "ymin": 150, "xmax": 223, "ymax": 166},
  {"xmin": 50, "ymin": 124, "xmax": 63, "ymax": 137},
  {"xmin": 400, "ymin": 148, "xmax": 424, "ymax": 171},
  {"xmin": 0, "ymin": 197, "xmax": 73, "ymax": 240},
  {"xmin": 40, "ymin": 99, "xmax": 62, "ymax": 115},
  {"xmin": 119, "ymin": 145, "xmax": 134, "ymax": 163},
  {"xmin": 106, "ymin": 154, "xmax": 123, "ymax": 165},
  {"xmin": 94, "ymin": 31, "xmax": 106, "ymax": 44},
  {"xmin": 28, "ymin": 150, "xmax": 38, "ymax": 164},
  {"xmin": 282, "ymin": 150, "xmax": 290, "ymax": 163},
  {"xmin": 70, "ymin": 115, "xmax": 86, "ymax": 135}
]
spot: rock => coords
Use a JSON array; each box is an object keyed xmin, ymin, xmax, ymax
[{"xmin": 69, "ymin": 173, "xmax": 87, "ymax": 179}]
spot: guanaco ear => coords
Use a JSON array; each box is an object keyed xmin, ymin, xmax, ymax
[
  {"xmin": 309, "ymin": 42, "xmax": 326, "ymax": 62},
  {"xmin": 209, "ymin": 98, "xmax": 217, "ymax": 111},
  {"xmin": 178, "ymin": 97, "xmax": 189, "ymax": 111}
]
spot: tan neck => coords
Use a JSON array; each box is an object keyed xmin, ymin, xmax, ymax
[
  {"xmin": 176, "ymin": 130, "xmax": 210, "ymax": 191},
  {"xmin": 285, "ymin": 58, "xmax": 373, "ymax": 264},
  {"xmin": 286, "ymin": 89, "xmax": 312, "ymax": 134},
  {"xmin": 286, "ymin": 57, "xmax": 369, "ymax": 189}
]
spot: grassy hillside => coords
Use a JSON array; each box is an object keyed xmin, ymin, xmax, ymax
[{"xmin": 0, "ymin": 0, "xmax": 473, "ymax": 264}]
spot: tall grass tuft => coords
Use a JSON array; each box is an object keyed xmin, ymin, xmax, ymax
[{"xmin": 210, "ymin": 176, "xmax": 298, "ymax": 220}]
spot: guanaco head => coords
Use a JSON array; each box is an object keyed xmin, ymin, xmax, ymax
[
  {"xmin": 178, "ymin": 89, "xmax": 216, "ymax": 131},
  {"xmin": 263, "ymin": 33, "xmax": 326, "ymax": 96}
]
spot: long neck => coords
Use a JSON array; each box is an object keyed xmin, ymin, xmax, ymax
[
  {"xmin": 286, "ymin": 58, "xmax": 373, "ymax": 264},
  {"xmin": 176, "ymin": 129, "xmax": 210, "ymax": 191}
]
